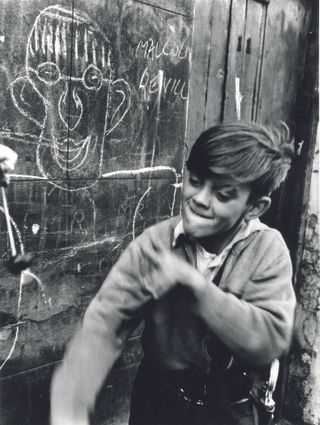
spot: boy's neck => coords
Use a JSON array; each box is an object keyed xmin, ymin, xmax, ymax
[{"xmin": 197, "ymin": 217, "xmax": 245, "ymax": 254}]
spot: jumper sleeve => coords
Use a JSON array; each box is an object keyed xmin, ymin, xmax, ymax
[
  {"xmin": 50, "ymin": 233, "xmax": 152, "ymax": 425},
  {"xmin": 191, "ymin": 232, "xmax": 296, "ymax": 366}
]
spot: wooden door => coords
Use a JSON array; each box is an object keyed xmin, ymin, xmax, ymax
[{"xmin": 188, "ymin": 0, "xmax": 312, "ymax": 230}]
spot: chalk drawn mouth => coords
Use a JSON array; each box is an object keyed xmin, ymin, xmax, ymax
[{"xmin": 53, "ymin": 135, "xmax": 98, "ymax": 171}]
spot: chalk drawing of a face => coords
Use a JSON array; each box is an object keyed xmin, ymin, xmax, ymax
[{"xmin": 11, "ymin": 5, "xmax": 131, "ymax": 190}]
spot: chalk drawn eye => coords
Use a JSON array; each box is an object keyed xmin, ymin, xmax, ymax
[
  {"xmin": 83, "ymin": 65, "xmax": 103, "ymax": 90},
  {"xmin": 37, "ymin": 62, "xmax": 61, "ymax": 86}
]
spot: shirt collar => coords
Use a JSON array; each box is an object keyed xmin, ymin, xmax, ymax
[
  {"xmin": 196, "ymin": 218, "xmax": 266, "ymax": 270},
  {"xmin": 172, "ymin": 219, "xmax": 185, "ymax": 248},
  {"xmin": 172, "ymin": 217, "xmax": 266, "ymax": 256}
]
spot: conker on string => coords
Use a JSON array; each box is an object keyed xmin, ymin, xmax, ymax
[{"xmin": 7, "ymin": 253, "xmax": 33, "ymax": 274}]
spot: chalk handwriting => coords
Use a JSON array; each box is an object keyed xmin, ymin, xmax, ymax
[
  {"xmin": 139, "ymin": 67, "xmax": 188, "ymax": 102},
  {"xmin": 135, "ymin": 38, "xmax": 191, "ymax": 64}
]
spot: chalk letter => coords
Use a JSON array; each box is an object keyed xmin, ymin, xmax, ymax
[{"xmin": 139, "ymin": 67, "xmax": 149, "ymax": 101}]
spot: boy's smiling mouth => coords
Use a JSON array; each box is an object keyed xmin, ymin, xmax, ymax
[{"xmin": 187, "ymin": 202, "xmax": 213, "ymax": 219}]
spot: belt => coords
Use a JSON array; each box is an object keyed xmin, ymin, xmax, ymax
[
  {"xmin": 159, "ymin": 368, "xmax": 252, "ymax": 407},
  {"xmin": 168, "ymin": 383, "xmax": 250, "ymax": 407}
]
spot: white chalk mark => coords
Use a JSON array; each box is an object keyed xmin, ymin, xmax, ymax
[
  {"xmin": 157, "ymin": 70, "xmax": 163, "ymax": 111},
  {"xmin": 139, "ymin": 67, "xmax": 188, "ymax": 102},
  {"xmin": 61, "ymin": 21, "xmax": 67, "ymax": 57},
  {"xmin": 55, "ymin": 23, "xmax": 60, "ymax": 64},
  {"xmin": 9, "ymin": 77, "xmax": 45, "ymax": 129},
  {"xmin": 101, "ymin": 45, "xmax": 105, "ymax": 68},
  {"xmin": 0, "ymin": 211, "xmax": 24, "ymax": 370},
  {"xmin": 132, "ymin": 187, "xmax": 152, "ymax": 239},
  {"xmin": 172, "ymin": 182, "xmax": 182, "ymax": 188},
  {"xmin": 150, "ymin": 70, "xmax": 163, "ymax": 172},
  {"xmin": 32, "ymin": 224, "xmax": 40, "ymax": 234},
  {"xmin": 102, "ymin": 165, "xmax": 178, "ymax": 179},
  {"xmin": 170, "ymin": 173, "xmax": 180, "ymax": 217},
  {"xmin": 34, "ymin": 22, "xmax": 39, "ymax": 52},
  {"xmin": 58, "ymin": 85, "xmax": 83, "ymax": 131},
  {"xmin": 235, "ymin": 77, "xmax": 243, "ymax": 120},
  {"xmin": 46, "ymin": 23, "xmax": 53, "ymax": 58},
  {"xmin": 297, "ymin": 140, "xmax": 304, "ymax": 156},
  {"xmin": 0, "ymin": 328, "xmax": 19, "ymax": 372},
  {"xmin": 8, "ymin": 173, "xmax": 47, "ymax": 180},
  {"xmin": 0, "ymin": 205, "xmax": 52, "ymax": 371},
  {"xmin": 92, "ymin": 40, "xmax": 97, "ymax": 65},
  {"xmin": 105, "ymin": 79, "xmax": 131, "ymax": 136},
  {"xmin": 35, "ymin": 234, "xmax": 122, "ymax": 267},
  {"xmin": 164, "ymin": 76, "xmax": 172, "ymax": 93},
  {"xmin": 1, "ymin": 187, "xmax": 17, "ymax": 257},
  {"xmin": 84, "ymin": 27, "xmax": 88, "ymax": 62},
  {"xmin": 75, "ymin": 28, "xmax": 79, "ymax": 60},
  {"xmin": 41, "ymin": 18, "xmax": 47, "ymax": 54},
  {"xmin": 45, "ymin": 10, "xmax": 77, "ymax": 24},
  {"xmin": 135, "ymin": 38, "xmax": 191, "ymax": 65},
  {"xmin": 23, "ymin": 270, "xmax": 50, "ymax": 306},
  {"xmin": 107, "ymin": 49, "xmax": 111, "ymax": 70},
  {"xmin": 103, "ymin": 165, "xmax": 180, "ymax": 218},
  {"xmin": 0, "ymin": 130, "xmax": 39, "ymax": 141}
]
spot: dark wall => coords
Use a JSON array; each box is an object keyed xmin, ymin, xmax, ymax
[{"xmin": 0, "ymin": 1, "xmax": 193, "ymax": 424}]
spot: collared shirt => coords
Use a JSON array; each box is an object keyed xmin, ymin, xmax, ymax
[{"xmin": 173, "ymin": 218, "xmax": 267, "ymax": 282}]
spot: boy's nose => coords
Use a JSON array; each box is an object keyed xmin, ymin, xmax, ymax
[{"xmin": 193, "ymin": 186, "xmax": 211, "ymax": 209}]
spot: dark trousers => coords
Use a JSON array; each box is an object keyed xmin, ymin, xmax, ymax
[{"xmin": 129, "ymin": 361, "xmax": 256, "ymax": 425}]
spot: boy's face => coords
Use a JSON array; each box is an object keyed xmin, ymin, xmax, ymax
[{"xmin": 182, "ymin": 169, "xmax": 251, "ymax": 242}]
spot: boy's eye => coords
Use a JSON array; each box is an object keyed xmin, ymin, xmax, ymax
[
  {"xmin": 216, "ymin": 192, "xmax": 232, "ymax": 202},
  {"xmin": 189, "ymin": 175, "xmax": 202, "ymax": 186}
]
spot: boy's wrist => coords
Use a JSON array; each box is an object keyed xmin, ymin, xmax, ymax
[{"xmin": 181, "ymin": 268, "xmax": 208, "ymax": 298}]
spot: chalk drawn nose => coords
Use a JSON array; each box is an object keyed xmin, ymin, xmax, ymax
[{"xmin": 58, "ymin": 86, "xmax": 83, "ymax": 131}]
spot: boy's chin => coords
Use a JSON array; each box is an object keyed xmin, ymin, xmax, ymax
[{"xmin": 183, "ymin": 222, "xmax": 217, "ymax": 240}]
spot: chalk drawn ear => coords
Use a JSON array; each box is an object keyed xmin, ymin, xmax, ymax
[
  {"xmin": 9, "ymin": 77, "xmax": 45, "ymax": 129},
  {"xmin": 105, "ymin": 78, "xmax": 131, "ymax": 136}
]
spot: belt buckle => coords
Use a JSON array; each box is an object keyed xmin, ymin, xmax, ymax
[{"xmin": 177, "ymin": 384, "xmax": 207, "ymax": 406}]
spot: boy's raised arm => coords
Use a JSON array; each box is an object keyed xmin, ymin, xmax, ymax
[{"xmin": 50, "ymin": 235, "xmax": 153, "ymax": 425}]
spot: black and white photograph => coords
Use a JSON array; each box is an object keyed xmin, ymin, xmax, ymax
[{"xmin": 0, "ymin": 1, "xmax": 318, "ymax": 424}]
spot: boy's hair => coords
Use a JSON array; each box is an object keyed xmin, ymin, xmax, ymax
[{"xmin": 186, "ymin": 121, "xmax": 294, "ymax": 200}]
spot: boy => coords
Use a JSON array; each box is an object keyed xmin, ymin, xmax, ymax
[{"xmin": 51, "ymin": 121, "xmax": 296, "ymax": 425}]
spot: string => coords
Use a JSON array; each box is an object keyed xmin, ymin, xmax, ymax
[{"xmin": 1, "ymin": 186, "xmax": 17, "ymax": 256}]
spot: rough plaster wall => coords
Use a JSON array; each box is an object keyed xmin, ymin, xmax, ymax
[
  {"xmin": 300, "ymin": 128, "xmax": 320, "ymax": 424},
  {"xmin": 286, "ymin": 127, "xmax": 319, "ymax": 425}
]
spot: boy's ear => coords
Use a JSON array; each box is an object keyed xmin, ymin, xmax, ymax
[{"xmin": 245, "ymin": 196, "xmax": 271, "ymax": 221}]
